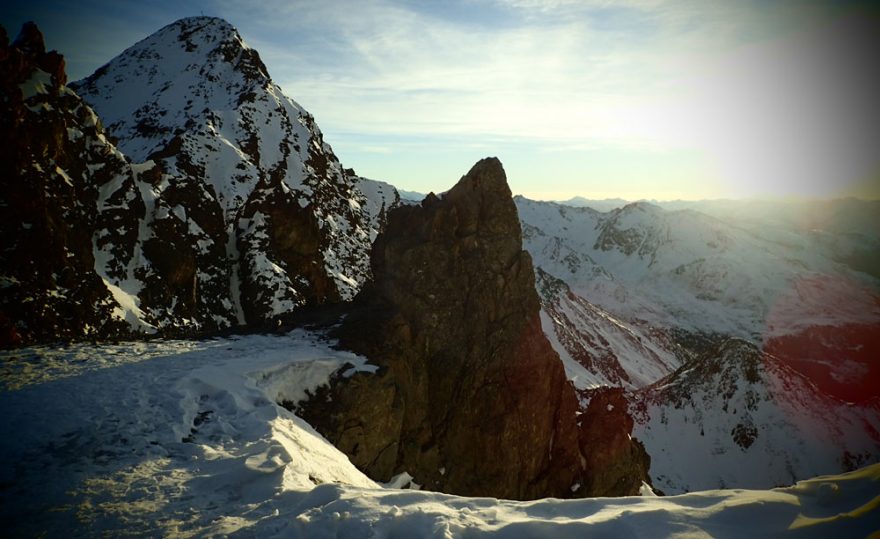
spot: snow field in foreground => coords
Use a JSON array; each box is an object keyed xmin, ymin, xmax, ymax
[{"xmin": 1, "ymin": 331, "xmax": 878, "ymax": 537}]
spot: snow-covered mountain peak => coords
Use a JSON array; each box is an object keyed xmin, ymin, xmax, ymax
[
  {"xmin": 617, "ymin": 200, "xmax": 662, "ymax": 214},
  {"xmin": 71, "ymin": 16, "xmax": 325, "ymax": 214},
  {"xmin": 76, "ymin": 15, "xmax": 265, "ymax": 90},
  {"xmin": 595, "ymin": 202, "xmax": 670, "ymax": 257},
  {"xmin": 8, "ymin": 17, "xmax": 399, "ymax": 336},
  {"xmin": 649, "ymin": 338, "xmax": 762, "ymax": 401}
]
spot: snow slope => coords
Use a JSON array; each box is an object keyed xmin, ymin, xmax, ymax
[
  {"xmin": 271, "ymin": 468, "xmax": 880, "ymax": 538},
  {"xmin": 0, "ymin": 330, "xmax": 377, "ymax": 536},
  {"xmin": 2, "ymin": 334, "xmax": 879, "ymax": 537},
  {"xmin": 518, "ymin": 196, "xmax": 879, "ymax": 341},
  {"xmin": 535, "ymin": 268, "xmax": 680, "ymax": 391}
]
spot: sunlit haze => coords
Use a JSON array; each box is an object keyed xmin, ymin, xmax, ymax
[{"xmin": 5, "ymin": 0, "xmax": 879, "ymax": 200}]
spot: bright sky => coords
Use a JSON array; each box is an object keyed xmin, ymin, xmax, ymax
[{"xmin": 4, "ymin": 0, "xmax": 879, "ymax": 200}]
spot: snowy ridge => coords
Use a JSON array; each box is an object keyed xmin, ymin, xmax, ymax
[
  {"xmin": 352, "ymin": 175, "xmax": 401, "ymax": 242},
  {"xmin": 517, "ymin": 195, "xmax": 879, "ymax": 492},
  {"xmin": 2, "ymin": 334, "xmax": 878, "ymax": 537}
]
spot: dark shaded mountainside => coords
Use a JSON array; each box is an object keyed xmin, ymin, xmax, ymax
[
  {"xmin": 297, "ymin": 159, "xmax": 650, "ymax": 499},
  {"xmin": 1, "ymin": 22, "xmax": 133, "ymax": 344},
  {"xmin": 1, "ymin": 18, "xmax": 397, "ymax": 347}
]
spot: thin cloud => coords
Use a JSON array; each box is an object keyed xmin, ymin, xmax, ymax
[{"xmin": 238, "ymin": 0, "xmax": 724, "ymax": 150}]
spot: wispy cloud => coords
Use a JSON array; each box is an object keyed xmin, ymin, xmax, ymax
[
  {"xmin": 227, "ymin": 0, "xmax": 878, "ymax": 198},
  {"xmin": 235, "ymin": 0, "xmax": 710, "ymax": 147}
]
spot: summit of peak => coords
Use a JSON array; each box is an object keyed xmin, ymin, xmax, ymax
[
  {"xmin": 153, "ymin": 16, "xmax": 242, "ymax": 45},
  {"xmin": 73, "ymin": 15, "xmax": 268, "ymax": 100},
  {"xmin": 170, "ymin": 15, "xmax": 236, "ymax": 29},
  {"xmin": 619, "ymin": 200, "xmax": 662, "ymax": 214},
  {"xmin": 71, "ymin": 16, "xmax": 277, "ymax": 165},
  {"xmin": 445, "ymin": 157, "xmax": 511, "ymax": 202},
  {"xmin": 159, "ymin": 16, "xmax": 248, "ymax": 52},
  {"xmin": 12, "ymin": 21, "xmax": 47, "ymax": 56}
]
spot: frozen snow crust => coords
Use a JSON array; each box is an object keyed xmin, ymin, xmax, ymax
[{"xmin": 2, "ymin": 331, "xmax": 878, "ymax": 537}]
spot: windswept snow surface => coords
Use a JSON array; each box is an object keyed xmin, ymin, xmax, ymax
[
  {"xmin": 268, "ymin": 467, "xmax": 880, "ymax": 539},
  {"xmin": 0, "ymin": 330, "xmax": 377, "ymax": 536},
  {"xmin": 2, "ymin": 334, "xmax": 880, "ymax": 537}
]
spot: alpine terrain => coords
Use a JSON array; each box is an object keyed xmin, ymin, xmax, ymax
[{"xmin": 2, "ymin": 14, "xmax": 879, "ymax": 538}]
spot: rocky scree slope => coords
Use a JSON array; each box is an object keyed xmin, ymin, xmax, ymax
[
  {"xmin": 297, "ymin": 158, "xmax": 651, "ymax": 500},
  {"xmin": 1, "ymin": 19, "xmax": 396, "ymax": 346}
]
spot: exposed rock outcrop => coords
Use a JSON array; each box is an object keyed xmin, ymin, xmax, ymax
[
  {"xmin": 298, "ymin": 158, "xmax": 650, "ymax": 499},
  {"xmin": 0, "ymin": 22, "xmax": 135, "ymax": 345},
  {"xmin": 578, "ymin": 387, "xmax": 651, "ymax": 496}
]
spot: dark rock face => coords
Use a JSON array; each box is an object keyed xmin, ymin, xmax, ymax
[
  {"xmin": 578, "ymin": 387, "xmax": 651, "ymax": 496},
  {"xmin": 236, "ymin": 177, "xmax": 340, "ymax": 323},
  {"xmin": 298, "ymin": 158, "xmax": 650, "ymax": 499},
  {"xmin": 0, "ymin": 23, "xmax": 134, "ymax": 345}
]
